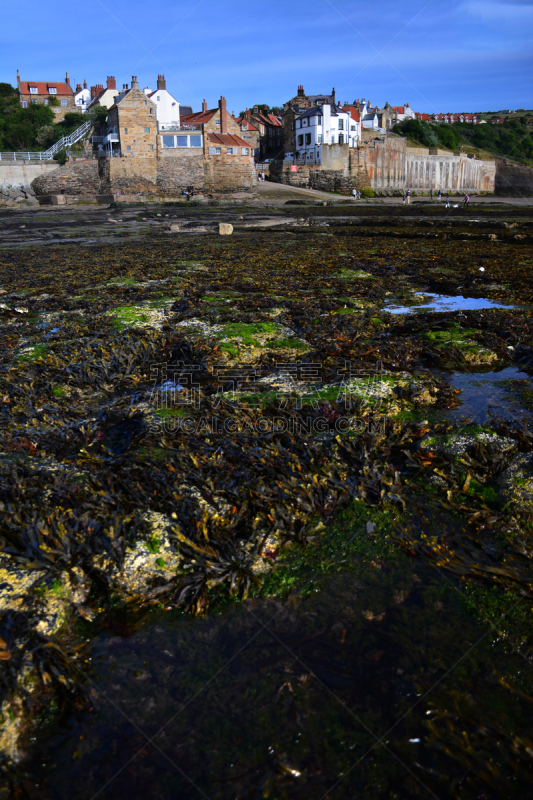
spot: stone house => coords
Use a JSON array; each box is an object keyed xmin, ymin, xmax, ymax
[
  {"xmin": 17, "ymin": 70, "xmax": 75, "ymax": 122},
  {"xmin": 105, "ymin": 77, "xmax": 157, "ymax": 157},
  {"xmin": 234, "ymin": 115, "xmax": 261, "ymax": 155},
  {"xmin": 145, "ymin": 76, "xmax": 180, "ymax": 131},
  {"xmin": 282, "ymin": 85, "xmax": 337, "ymax": 153},
  {"xmin": 238, "ymin": 108, "xmax": 283, "ymax": 159}
]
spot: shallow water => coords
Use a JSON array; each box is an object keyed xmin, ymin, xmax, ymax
[
  {"xmin": 447, "ymin": 366, "xmax": 533, "ymax": 424},
  {"xmin": 23, "ymin": 552, "xmax": 533, "ymax": 800},
  {"xmin": 386, "ymin": 293, "xmax": 516, "ymax": 314}
]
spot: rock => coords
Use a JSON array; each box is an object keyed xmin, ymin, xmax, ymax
[
  {"xmin": 219, "ymin": 222, "xmax": 233, "ymax": 235},
  {"xmin": 418, "ymin": 431, "xmax": 517, "ymax": 460},
  {"xmin": 497, "ymin": 453, "xmax": 533, "ymax": 507},
  {"xmin": 169, "ymin": 224, "xmax": 180, "ymax": 232},
  {"xmin": 23, "ymin": 184, "xmax": 35, "ymax": 197}
]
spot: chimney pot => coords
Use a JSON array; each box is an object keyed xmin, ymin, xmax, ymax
[
  {"xmin": 202, "ymin": 99, "xmax": 207, "ymax": 112},
  {"xmin": 84, "ymin": 79, "xmax": 87, "ymax": 89},
  {"xmin": 66, "ymin": 71, "xmax": 70, "ymax": 85},
  {"xmin": 107, "ymin": 76, "xmax": 116, "ymax": 90},
  {"xmin": 156, "ymin": 74, "xmax": 166, "ymax": 91}
]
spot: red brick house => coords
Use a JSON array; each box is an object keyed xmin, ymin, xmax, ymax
[{"xmin": 17, "ymin": 69, "xmax": 75, "ymax": 122}]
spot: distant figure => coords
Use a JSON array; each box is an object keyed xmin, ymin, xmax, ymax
[
  {"xmin": 464, "ymin": 194, "xmax": 470, "ymax": 207},
  {"xmin": 357, "ymin": 190, "xmax": 361, "ymax": 200},
  {"xmin": 430, "ymin": 189, "xmax": 433, "ymax": 199},
  {"xmin": 352, "ymin": 188, "xmax": 357, "ymax": 201},
  {"xmin": 406, "ymin": 190, "xmax": 411, "ymax": 205},
  {"xmin": 402, "ymin": 193, "xmax": 406, "ymax": 204},
  {"xmin": 262, "ymin": 172, "xmax": 266, "ymax": 182},
  {"xmin": 445, "ymin": 195, "xmax": 450, "ymax": 208},
  {"xmin": 438, "ymin": 189, "xmax": 442, "ymax": 200}
]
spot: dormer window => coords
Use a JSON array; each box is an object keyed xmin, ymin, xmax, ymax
[
  {"xmin": 29, "ymin": 87, "xmax": 38, "ymax": 94},
  {"xmin": 48, "ymin": 87, "xmax": 57, "ymax": 94}
]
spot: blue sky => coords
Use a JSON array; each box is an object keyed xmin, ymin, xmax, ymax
[{"xmin": 2, "ymin": 0, "xmax": 532, "ymax": 113}]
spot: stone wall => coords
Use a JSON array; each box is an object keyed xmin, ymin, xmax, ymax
[
  {"xmin": 157, "ymin": 149, "xmax": 206, "ymax": 193},
  {"xmin": 0, "ymin": 161, "xmax": 58, "ymax": 185},
  {"xmin": 495, "ymin": 158, "xmax": 533, "ymax": 196},
  {"xmin": 204, "ymin": 155, "xmax": 257, "ymax": 193},
  {"xmin": 31, "ymin": 161, "xmax": 101, "ymax": 196},
  {"xmin": 100, "ymin": 157, "xmax": 158, "ymax": 196},
  {"xmin": 351, "ymin": 137, "xmax": 406, "ymax": 191}
]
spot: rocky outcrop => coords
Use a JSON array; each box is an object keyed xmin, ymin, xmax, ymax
[
  {"xmin": 495, "ymin": 158, "xmax": 533, "ymax": 196},
  {"xmin": 31, "ymin": 160, "xmax": 101, "ymax": 196}
]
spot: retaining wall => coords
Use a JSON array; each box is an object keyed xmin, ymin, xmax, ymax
[{"xmin": 0, "ymin": 161, "xmax": 59, "ymax": 185}]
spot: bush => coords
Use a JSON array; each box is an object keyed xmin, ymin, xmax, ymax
[
  {"xmin": 360, "ymin": 187, "xmax": 374, "ymax": 198},
  {"xmin": 54, "ymin": 148, "xmax": 68, "ymax": 165}
]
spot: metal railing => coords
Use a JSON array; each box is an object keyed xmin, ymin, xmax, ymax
[
  {"xmin": 272, "ymin": 158, "xmax": 320, "ymax": 166},
  {"xmin": 43, "ymin": 120, "xmax": 92, "ymax": 158},
  {"xmin": 159, "ymin": 125, "xmax": 202, "ymax": 133},
  {"xmin": 0, "ymin": 152, "xmax": 53, "ymax": 161}
]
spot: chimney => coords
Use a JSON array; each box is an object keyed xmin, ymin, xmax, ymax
[
  {"xmin": 76, "ymin": 83, "xmax": 82, "ymax": 93},
  {"xmin": 202, "ymin": 99, "xmax": 207, "ymax": 112},
  {"xmin": 297, "ymin": 85, "xmax": 305, "ymax": 97},
  {"xmin": 219, "ymin": 96, "xmax": 227, "ymax": 134},
  {"xmin": 131, "ymin": 76, "xmax": 139, "ymax": 89},
  {"xmin": 16, "ymin": 69, "xmax": 20, "ymax": 89},
  {"xmin": 90, "ymin": 85, "xmax": 98, "ymax": 99},
  {"xmin": 107, "ymin": 76, "xmax": 116, "ymax": 90},
  {"xmin": 332, "ymin": 87, "xmax": 336, "ymax": 104},
  {"xmin": 66, "ymin": 72, "xmax": 70, "ymax": 86},
  {"xmin": 83, "ymin": 79, "xmax": 87, "ymax": 89},
  {"xmin": 253, "ymin": 105, "xmax": 258, "ymax": 113},
  {"xmin": 156, "ymin": 74, "xmax": 166, "ymax": 91}
]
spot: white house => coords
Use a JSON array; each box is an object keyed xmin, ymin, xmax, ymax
[
  {"xmin": 74, "ymin": 80, "xmax": 91, "ymax": 113},
  {"xmin": 147, "ymin": 75, "xmax": 180, "ymax": 130},
  {"xmin": 291, "ymin": 104, "xmax": 359, "ymax": 163},
  {"xmin": 87, "ymin": 77, "xmax": 120, "ymax": 111}
]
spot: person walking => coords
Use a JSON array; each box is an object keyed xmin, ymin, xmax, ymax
[
  {"xmin": 402, "ymin": 192, "xmax": 406, "ymax": 204},
  {"xmin": 430, "ymin": 189, "xmax": 433, "ymax": 199},
  {"xmin": 262, "ymin": 172, "xmax": 266, "ymax": 183},
  {"xmin": 352, "ymin": 188, "xmax": 357, "ymax": 201},
  {"xmin": 406, "ymin": 189, "xmax": 411, "ymax": 205},
  {"xmin": 438, "ymin": 189, "xmax": 442, "ymax": 200},
  {"xmin": 464, "ymin": 194, "xmax": 470, "ymax": 208},
  {"xmin": 445, "ymin": 194, "xmax": 450, "ymax": 208}
]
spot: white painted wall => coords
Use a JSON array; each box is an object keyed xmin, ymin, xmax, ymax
[
  {"xmin": 293, "ymin": 104, "xmax": 358, "ymax": 163},
  {"xmin": 74, "ymin": 88, "xmax": 91, "ymax": 113},
  {"xmin": 150, "ymin": 89, "xmax": 180, "ymax": 129}
]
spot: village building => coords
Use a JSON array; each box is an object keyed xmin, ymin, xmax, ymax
[
  {"xmin": 238, "ymin": 107, "xmax": 283, "ymax": 159},
  {"xmin": 235, "ymin": 115, "xmax": 261, "ymax": 155},
  {"xmin": 87, "ymin": 77, "xmax": 120, "ymax": 111},
  {"xmin": 74, "ymin": 80, "xmax": 91, "ymax": 113},
  {"xmin": 145, "ymin": 75, "xmax": 181, "ymax": 131},
  {"xmin": 288, "ymin": 103, "xmax": 359, "ymax": 162},
  {"xmin": 90, "ymin": 82, "xmax": 256, "ymax": 194},
  {"xmin": 383, "ymin": 103, "xmax": 416, "ymax": 127},
  {"xmin": 16, "ymin": 70, "xmax": 75, "ymax": 121},
  {"xmin": 282, "ymin": 86, "xmax": 337, "ymax": 153}
]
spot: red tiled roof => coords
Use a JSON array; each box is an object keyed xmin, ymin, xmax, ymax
[
  {"xmin": 181, "ymin": 108, "xmax": 217, "ymax": 125},
  {"xmin": 391, "ymin": 106, "xmax": 405, "ymax": 114},
  {"xmin": 342, "ymin": 105, "xmax": 360, "ymax": 122},
  {"xmin": 207, "ymin": 133, "xmax": 253, "ymax": 148},
  {"xmin": 19, "ymin": 81, "xmax": 73, "ymax": 96},
  {"xmin": 236, "ymin": 117, "xmax": 259, "ymax": 131},
  {"xmin": 415, "ymin": 113, "xmax": 430, "ymax": 121}
]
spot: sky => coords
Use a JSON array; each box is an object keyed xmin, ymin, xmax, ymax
[{"xmin": 1, "ymin": 0, "xmax": 532, "ymax": 114}]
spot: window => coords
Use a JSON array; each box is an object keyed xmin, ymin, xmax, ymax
[
  {"xmin": 189, "ymin": 135, "xmax": 202, "ymax": 147},
  {"xmin": 143, "ymin": 100, "xmax": 147, "ymax": 105},
  {"xmin": 126, "ymin": 145, "xmax": 131, "ymax": 150},
  {"xmin": 215, "ymin": 147, "xmax": 221, "ymax": 154},
  {"xmin": 157, "ymin": 96, "xmax": 160, "ymax": 101},
  {"xmin": 124, "ymin": 128, "xmax": 128, "ymax": 133},
  {"xmin": 215, "ymin": 119, "xmax": 220, "ymax": 125},
  {"xmin": 162, "ymin": 135, "xmax": 175, "ymax": 147},
  {"xmin": 144, "ymin": 127, "xmax": 150, "ymax": 133},
  {"xmin": 176, "ymin": 136, "xmax": 187, "ymax": 147},
  {"xmin": 303, "ymin": 119, "xmax": 307, "ymax": 126},
  {"xmin": 31, "ymin": 98, "xmax": 38, "ymax": 104},
  {"xmin": 150, "ymin": 109, "xmax": 153, "ymax": 114},
  {"xmin": 29, "ymin": 87, "xmax": 38, "ymax": 94},
  {"xmin": 318, "ymin": 134, "xmax": 322, "ymax": 143},
  {"xmin": 49, "ymin": 87, "xmax": 56, "ymax": 94},
  {"xmin": 339, "ymin": 134, "xmax": 344, "ymax": 144},
  {"xmin": 227, "ymin": 147, "xmax": 234, "ymax": 154},
  {"xmin": 44, "ymin": 99, "xmax": 48, "ymax": 105},
  {"xmin": 21, "ymin": 101, "xmax": 27, "ymax": 108},
  {"xmin": 241, "ymin": 147, "xmax": 249, "ymax": 155},
  {"xmin": 338, "ymin": 119, "xmax": 344, "ymax": 130},
  {"xmin": 305, "ymin": 133, "xmax": 311, "ymax": 145},
  {"xmin": 61, "ymin": 98, "xmax": 68, "ymax": 106},
  {"xmin": 297, "ymin": 135, "xmax": 303, "ymax": 146},
  {"xmin": 350, "ymin": 124, "xmax": 355, "ymax": 131},
  {"xmin": 150, "ymin": 145, "xmax": 154, "ymax": 151}
]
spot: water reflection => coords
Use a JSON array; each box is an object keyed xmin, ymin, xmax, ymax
[{"xmin": 386, "ymin": 293, "xmax": 516, "ymax": 314}]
